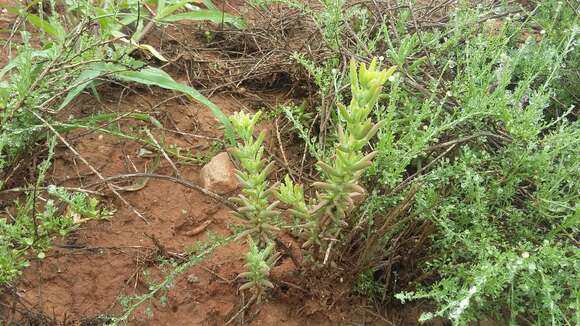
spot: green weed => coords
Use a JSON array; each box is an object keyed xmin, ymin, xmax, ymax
[
  {"xmin": 0, "ymin": 137, "xmax": 108, "ymax": 284},
  {"xmin": 108, "ymin": 234, "xmax": 230, "ymax": 325},
  {"xmin": 245, "ymin": 0, "xmax": 579, "ymax": 323},
  {"xmin": 349, "ymin": 1, "xmax": 579, "ymax": 324}
]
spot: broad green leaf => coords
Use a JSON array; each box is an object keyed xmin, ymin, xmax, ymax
[
  {"xmin": 114, "ymin": 66, "xmax": 235, "ymax": 142},
  {"xmin": 26, "ymin": 14, "xmax": 59, "ymax": 38},
  {"xmin": 160, "ymin": 10, "xmax": 245, "ymax": 28},
  {"xmin": 58, "ymin": 69, "xmax": 102, "ymax": 111}
]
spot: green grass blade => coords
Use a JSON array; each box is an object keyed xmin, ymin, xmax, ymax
[
  {"xmin": 0, "ymin": 61, "xmax": 16, "ymax": 80},
  {"xmin": 58, "ymin": 69, "xmax": 102, "ymax": 111},
  {"xmin": 114, "ymin": 66, "xmax": 235, "ymax": 143},
  {"xmin": 56, "ymin": 63, "xmax": 234, "ymax": 143},
  {"xmin": 160, "ymin": 10, "xmax": 245, "ymax": 28},
  {"xmin": 157, "ymin": 0, "xmax": 192, "ymax": 20},
  {"xmin": 203, "ymin": 0, "xmax": 217, "ymax": 10}
]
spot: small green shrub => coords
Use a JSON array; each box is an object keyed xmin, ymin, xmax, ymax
[
  {"xmin": 246, "ymin": 0, "xmax": 579, "ymax": 324},
  {"xmin": 0, "ymin": 182, "xmax": 112, "ymax": 284},
  {"xmin": 351, "ymin": 2, "xmax": 579, "ymax": 324}
]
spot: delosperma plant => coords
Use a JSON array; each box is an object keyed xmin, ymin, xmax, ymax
[
  {"xmin": 230, "ymin": 58, "xmax": 393, "ymax": 303},
  {"xmin": 238, "ymin": 238, "xmax": 279, "ymax": 304},
  {"xmin": 278, "ymin": 59, "xmax": 395, "ymax": 260},
  {"xmin": 230, "ymin": 58, "xmax": 393, "ymax": 263},
  {"xmin": 228, "ymin": 111, "xmax": 280, "ymax": 245}
]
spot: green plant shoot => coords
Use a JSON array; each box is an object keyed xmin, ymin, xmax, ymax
[
  {"xmin": 278, "ymin": 58, "xmax": 395, "ymax": 259},
  {"xmin": 238, "ymin": 238, "xmax": 279, "ymax": 304},
  {"xmin": 229, "ymin": 111, "xmax": 280, "ymax": 245}
]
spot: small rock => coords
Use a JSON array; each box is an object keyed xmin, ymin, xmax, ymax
[
  {"xmin": 200, "ymin": 152, "xmax": 240, "ymax": 194},
  {"xmin": 187, "ymin": 274, "xmax": 199, "ymax": 284},
  {"xmin": 138, "ymin": 148, "xmax": 154, "ymax": 158}
]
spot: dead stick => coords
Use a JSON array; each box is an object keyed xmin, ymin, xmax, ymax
[{"xmin": 85, "ymin": 173, "xmax": 237, "ymax": 210}]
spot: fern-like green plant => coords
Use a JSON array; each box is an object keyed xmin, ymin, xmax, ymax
[{"xmin": 47, "ymin": 185, "xmax": 111, "ymax": 221}]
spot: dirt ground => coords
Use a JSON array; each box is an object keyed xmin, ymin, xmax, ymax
[
  {"xmin": 1, "ymin": 89, "xmax": 416, "ymax": 325},
  {"xmin": 0, "ymin": 1, "xmax": 442, "ymax": 325}
]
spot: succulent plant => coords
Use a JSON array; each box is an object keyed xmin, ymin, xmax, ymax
[
  {"xmin": 278, "ymin": 58, "xmax": 395, "ymax": 259},
  {"xmin": 231, "ymin": 58, "xmax": 393, "ymax": 263},
  {"xmin": 229, "ymin": 111, "xmax": 280, "ymax": 245},
  {"xmin": 238, "ymin": 238, "xmax": 279, "ymax": 303}
]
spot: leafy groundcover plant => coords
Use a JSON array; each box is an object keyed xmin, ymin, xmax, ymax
[{"xmin": 354, "ymin": 2, "xmax": 579, "ymax": 325}]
